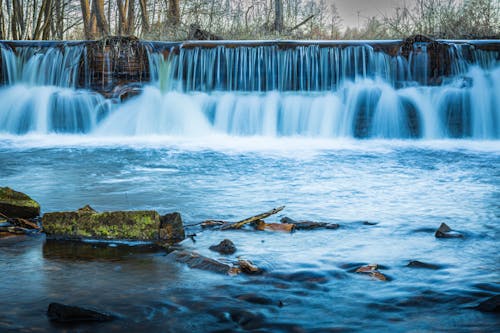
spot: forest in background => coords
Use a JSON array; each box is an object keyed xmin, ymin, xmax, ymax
[{"xmin": 0, "ymin": 0, "xmax": 498, "ymax": 41}]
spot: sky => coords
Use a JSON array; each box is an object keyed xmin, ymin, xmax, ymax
[{"xmin": 334, "ymin": 0, "xmax": 404, "ymax": 28}]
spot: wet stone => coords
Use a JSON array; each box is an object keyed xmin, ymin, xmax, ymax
[
  {"xmin": 169, "ymin": 250, "xmax": 234, "ymax": 275},
  {"xmin": 407, "ymin": 260, "xmax": 442, "ymax": 270},
  {"xmin": 0, "ymin": 187, "xmax": 40, "ymax": 219},
  {"xmin": 476, "ymin": 295, "xmax": 500, "ymax": 313},
  {"xmin": 435, "ymin": 223, "xmax": 464, "ymax": 238},
  {"xmin": 280, "ymin": 217, "xmax": 339, "ymax": 230},
  {"xmin": 209, "ymin": 239, "xmax": 236, "ymax": 255},
  {"xmin": 47, "ymin": 302, "xmax": 114, "ymax": 322},
  {"xmin": 235, "ymin": 294, "xmax": 274, "ymax": 305}
]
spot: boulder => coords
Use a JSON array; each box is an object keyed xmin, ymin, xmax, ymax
[
  {"xmin": 0, "ymin": 187, "xmax": 40, "ymax": 219},
  {"xmin": 209, "ymin": 239, "xmax": 237, "ymax": 255},
  {"xmin": 42, "ymin": 206, "xmax": 184, "ymax": 244},
  {"xmin": 47, "ymin": 302, "xmax": 114, "ymax": 322}
]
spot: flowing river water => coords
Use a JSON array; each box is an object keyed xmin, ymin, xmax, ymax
[{"xmin": 0, "ymin": 40, "xmax": 499, "ymax": 331}]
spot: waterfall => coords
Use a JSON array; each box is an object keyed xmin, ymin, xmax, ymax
[
  {"xmin": 0, "ymin": 44, "xmax": 111, "ymax": 135},
  {"xmin": 0, "ymin": 40, "xmax": 498, "ymax": 139}
]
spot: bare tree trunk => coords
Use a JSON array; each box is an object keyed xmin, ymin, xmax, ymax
[
  {"xmin": 41, "ymin": 0, "xmax": 54, "ymax": 40},
  {"xmin": 139, "ymin": 0, "xmax": 150, "ymax": 34},
  {"xmin": 274, "ymin": 0, "xmax": 284, "ymax": 33},
  {"xmin": 55, "ymin": 0, "xmax": 63, "ymax": 39},
  {"xmin": 117, "ymin": 0, "xmax": 129, "ymax": 35},
  {"xmin": 127, "ymin": 0, "xmax": 135, "ymax": 35},
  {"xmin": 80, "ymin": 0, "xmax": 92, "ymax": 39},
  {"xmin": 168, "ymin": 0, "xmax": 180, "ymax": 25},
  {"xmin": 0, "ymin": 0, "xmax": 5, "ymax": 39},
  {"xmin": 93, "ymin": 0, "xmax": 109, "ymax": 36}
]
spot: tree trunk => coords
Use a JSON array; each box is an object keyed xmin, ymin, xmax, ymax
[
  {"xmin": 117, "ymin": 0, "xmax": 129, "ymax": 35},
  {"xmin": 168, "ymin": 0, "xmax": 180, "ymax": 25},
  {"xmin": 139, "ymin": 0, "xmax": 150, "ymax": 34},
  {"xmin": 126, "ymin": 0, "xmax": 135, "ymax": 35},
  {"xmin": 80, "ymin": 0, "xmax": 92, "ymax": 39},
  {"xmin": 274, "ymin": 0, "xmax": 284, "ymax": 33},
  {"xmin": 0, "ymin": 0, "xmax": 5, "ymax": 39},
  {"xmin": 93, "ymin": 0, "xmax": 109, "ymax": 36}
]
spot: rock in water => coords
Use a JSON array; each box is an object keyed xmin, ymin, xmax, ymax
[
  {"xmin": 476, "ymin": 295, "xmax": 500, "ymax": 313},
  {"xmin": 407, "ymin": 260, "xmax": 442, "ymax": 270},
  {"xmin": 209, "ymin": 239, "xmax": 237, "ymax": 254},
  {"xmin": 47, "ymin": 302, "xmax": 114, "ymax": 322},
  {"xmin": 160, "ymin": 212, "xmax": 185, "ymax": 244},
  {"xmin": 435, "ymin": 223, "xmax": 464, "ymax": 238},
  {"xmin": 280, "ymin": 217, "xmax": 339, "ymax": 230},
  {"xmin": 0, "ymin": 187, "xmax": 40, "ymax": 219},
  {"xmin": 168, "ymin": 250, "xmax": 235, "ymax": 275},
  {"xmin": 42, "ymin": 206, "xmax": 185, "ymax": 244}
]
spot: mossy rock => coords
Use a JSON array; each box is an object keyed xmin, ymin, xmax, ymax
[
  {"xmin": 42, "ymin": 207, "xmax": 185, "ymax": 243},
  {"xmin": 0, "ymin": 187, "xmax": 40, "ymax": 218}
]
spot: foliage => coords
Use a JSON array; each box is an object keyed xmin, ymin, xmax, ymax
[{"xmin": 0, "ymin": 0, "xmax": 498, "ymax": 40}]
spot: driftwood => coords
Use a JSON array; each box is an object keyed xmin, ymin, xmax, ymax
[
  {"xmin": 221, "ymin": 206, "xmax": 285, "ymax": 230},
  {"xmin": 254, "ymin": 220, "xmax": 295, "ymax": 233}
]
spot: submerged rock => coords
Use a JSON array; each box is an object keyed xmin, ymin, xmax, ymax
[
  {"xmin": 209, "ymin": 239, "xmax": 237, "ymax": 255},
  {"xmin": 407, "ymin": 260, "xmax": 442, "ymax": 270},
  {"xmin": 169, "ymin": 250, "xmax": 237, "ymax": 275},
  {"xmin": 476, "ymin": 295, "xmax": 500, "ymax": 313},
  {"xmin": 255, "ymin": 220, "xmax": 295, "ymax": 232},
  {"xmin": 0, "ymin": 187, "xmax": 40, "ymax": 219},
  {"xmin": 435, "ymin": 223, "xmax": 464, "ymax": 238},
  {"xmin": 355, "ymin": 264, "xmax": 389, "ymax": 281},
  {"xmin": 238, "ymin": 259, "xmax": 263, "ymax": 275},
  {"xmin": 42, "ymin": 206, "xmax": 184, "ymax": 244},
  {"xmin": 47, "ymin": 302, "xmax": 114, "ymax": 322},
  {"xmin": 280, "ymin": 217, "xmax": 339, "ymax": 230}
]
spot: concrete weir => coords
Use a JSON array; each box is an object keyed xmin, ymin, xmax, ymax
[{"xmin": 0, "ymin": 36, "xmax": 498, "ymax": 98}]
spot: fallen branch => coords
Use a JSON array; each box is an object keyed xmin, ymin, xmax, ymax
[
  {"xmin": 221, "ymin": 206, "xmax": 285, "ymax": 230},
  {"xmin": 289, "ymin": 15, "xmax": 315, "ymax": 32}
]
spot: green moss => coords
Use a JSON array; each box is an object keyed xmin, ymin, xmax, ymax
[{"xmin": 0, "ymin": 187, "xmax": 40, "ymax": 209}]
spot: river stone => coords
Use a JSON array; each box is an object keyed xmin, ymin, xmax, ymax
[
  {"xmin": 42, "ymin": 207, "xmax": 185, "ymax": 243},
  {"xmin": 435, "ymin": 222, "xmax": 464, "ymax": 238},
  {"xmin": 476, "ymin": 295, "xmax": 500, "ymax": 313},
  {"xmin": 160, "ymin": 212, "xmax": 185, "ymax": 243},
  {"xmin": 47, "ymin": 302, "xmax": 114, "ymax": 322},
  {"xmin": 0, "ymin": 187, "xmax": 40, "ymax": 219},
  {"xmin": 169, "ymin": 250, "xmax": 235, "ymax": 275},
  {"xmin": 209, "ymin": 239, "xmax": 237, "ymax": 254}
]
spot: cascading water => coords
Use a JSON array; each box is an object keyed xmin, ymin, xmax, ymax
[
  {"xmin": 0, "ymin": 44, "xmax": 111, "ymax": 134},
  {"xmin": 0, "ymin": 40, "xmax": 498, "ymax": 139}
]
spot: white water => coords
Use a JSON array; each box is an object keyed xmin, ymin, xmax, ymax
[{"xmin": 0, "ymin": 41, "xmax": 498, "ymax": 139}]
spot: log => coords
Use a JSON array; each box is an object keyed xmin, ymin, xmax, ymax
[
  {"xmin": 10, "ymin": 217, "xmax": 40, "ymax": 230},
  {"xmin": 221, "ymin": 206, "xmax": 285, "ymax": 230},
  {"xmin": 254, "ymin": 220, "xmax": 295, "ymax": 232}
]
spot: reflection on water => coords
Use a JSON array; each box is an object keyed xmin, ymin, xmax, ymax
[{"xmin": 0, "ymin": 142, "xmax": 499, "ymax": 331}]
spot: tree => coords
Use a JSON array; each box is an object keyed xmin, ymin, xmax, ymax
[{"xmin": 275, "ymin": 0, "xmax": 284, "ymax": 33}]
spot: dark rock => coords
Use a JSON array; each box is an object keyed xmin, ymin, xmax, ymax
[
  {"xmin": 229, "ymin": 309, "xmax": 265, "ymax": 330},
  {"xmin": 407, "ymin": 260, "xmax": 442, "ymax": 270},
  {"xmin": 280, "ymin": 217, "xmax": 339, "ymax": 230},
  {"xmin": 236, "ymin": 294, "xmax": 274, "ymax": 305},
  {"xmin": 168, "ymin": 250, "xmax": 237, "ymax": 275},
  {"xmin": 47, "ymin": 302, "xmax": 114, "ymax": 322},
  {"xmin": 476, "ymin": 295, "xmax": 500, "ymax": 313},
  {"xmin": 362, "ymin": 221, "xmax": 378, "ymax": 226},
  {"xmin": 160, "ymin": 212, "xmax": 185, "ymax": 243},
  {"xmin": 0, "ymin": 187, "xmax": 40, "ymax": 219},
  {"xmin": 238, "ymin": 259, "xmax": 263, "ymax": 275},
  {"xmin": 209, "ymin": 239, "xmax": 236, "ymax": 255},
  {"xmin": 435, "ymin": 223, "xmax": 464, "ymax": 238}
]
